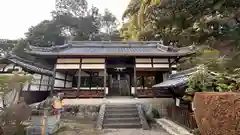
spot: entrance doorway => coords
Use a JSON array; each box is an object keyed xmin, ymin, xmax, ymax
[
  {"xmin": 106, "ymin": 57, "xmax": 134, "ymax": 96},
  {"xmin": 109, "ymin": 69, "xmax": 130, "ymax": 96}
]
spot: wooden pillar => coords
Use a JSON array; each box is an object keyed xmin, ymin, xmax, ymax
[
  {"xmin": 133, "ymin": 62, "xmax": 137, "ymax": 97},
  {"xmin": 168, "ymin": 57, "xmax": 172, "ymax": 74},
  {"xmin": 27, "ymin": 83, "xmax": 31, "ymax": 91},
  {"xmin": 18, "ymin": 83, "xmax": 23, "ymax": 101},
  {"xmin": 50, "ymin": 64, "xmax": 56, "ymax": 96},
  {"xmin": 39, "ymin": 74, "xmax": 43, "ymax": 91},
  {"xmin": 89, "ymin": 71, "xmax": 92, "ymax": 90},
  {"xmin": 77, "ymin": 59, "xmax": 82, "ymax": 96},
  {"xmin": 104, "ymin": 59, "xmax": 107, "ymax": 97},
  {"xmin": 64, "ymin": 71, "xmax": 67, "ymax": 88},
  {"xmin": 175, "ymin": 57, "xmax": 180, "ymax": 71},
  {"xmin": 12, "ymin": 64, "xmax": 16, "ymax": 71}
]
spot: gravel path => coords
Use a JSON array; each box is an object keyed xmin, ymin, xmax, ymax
[{"xmin": 55, "ymin": 118, "xmax": 170, "ymax": 135}]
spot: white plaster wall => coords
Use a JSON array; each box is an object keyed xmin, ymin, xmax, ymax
[
  {"xmin": 172, "ymin": 70, "xmax": 177, "ymax": 74},
  {"xmin": 3, "ymin": 64, "xmax": 14, "ymax": 72},
  {"xmin": 28, "ymin": 73, "xmax": 41, "ymax": 91},
  {"xmin": 40, "ymin": 85, "xmax": 48, "ymax": 91},
  {"xmin": 54, "ymin": 72, "xmax": 74, "ymax": 88},
  {"xmin": 65, "ymin": 82, "xmax": 72, "ymax": 88},
  {"xmin": 40, "ymin": 75, "xmax": 49, "ymax": 91},
  {"xmin": 54, "ymin": 79, "xmax": 65, "ymax": 87},
  {"xmin": 14, "ymin": 66, "xmax": 22, "ymax": 72},
  {"xmin": 30, "ymin": 84, "xmax": 40, "ymax": 91},
  {"xmin": 22, "ymin": 83, "xmax": 29, "ymax": 91},
  {"xmin": 55, "ymin": 72, "xmax": 65, "ymax": 79},
  {"xmin": 29, "ymin": 73, "xmax": 51, "ymax": 91},
  {"xmin": 2, "ymin": 64, "xmax": 23, "ymax": 72},
  {"xmin": 55, "ymin": 72, "xmax": 66, "ymax": 88}
]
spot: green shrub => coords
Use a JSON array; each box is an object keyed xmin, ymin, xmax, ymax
[{"xmin": 152, "ymin": 108, "xmax": 160, "ymax": 118}]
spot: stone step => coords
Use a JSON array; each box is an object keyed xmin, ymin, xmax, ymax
[
  {"xmin": 104, "ymin": 117, "xmax": 140, "ymax": 123},
  {"xmin": 102, "ymin": 103, "xmax": 145, "ymax": 129},
  {"xmin": 105, "ymin": 112, "xmax": 139, "ymax": 118},
  {"xmin": 105, "ymin": 108, "xmax": 138, "ymax": 113},
  {"xmin": 106, "ymin": 105, "xmax": 136, "ymax": 109},
  {"xmin": 103, "ymin": 122, "xmax": 142, "ymax": 129},
  {"xmin": 105, "ymin": 111, "xmax": 138, "ymax": 114}
]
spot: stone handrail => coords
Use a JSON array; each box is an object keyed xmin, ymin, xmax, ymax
[
  {"xmin": 136, "ymin": 104, "xmax": 150, "ymax": 130},
  {"xmin": 96, "ymin": 104, "xmax": 106, "ymax": 130}
]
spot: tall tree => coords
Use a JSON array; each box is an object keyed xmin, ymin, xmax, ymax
[
  {"xmin": 25, "ymin": 20, "xmax": 65, "ymax": 47},
  {"xmin": 25, "ymin": 0, "xmax": 121, "ymax": 47},
  {"xmin": 101, "ymin": 9, "xmax": 119, "ymax": 40},
  {"xmin": 52, "ymin": 0, "xmax": 102, "ymax": 41},
  {"xmin": 0, "ymin": 39, "xmax": 17, "ymax": 52},
  {"xmin": 121, "ymin": 0, "xmax": 240, "ymax": 48},
  {"xmin": 121, "ymin": 0, "xmax": 160, "ymax": 41}
]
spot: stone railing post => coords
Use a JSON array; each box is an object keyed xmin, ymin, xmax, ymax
[{"xmin": 41, "ymin": 109, "xmax": 49, "ymax": 135}]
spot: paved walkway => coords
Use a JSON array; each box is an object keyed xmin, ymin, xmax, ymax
[
  {"xmin": 57, "ymin": 128, "xmax": 170, "ymax": 135},
  {"xmin": 101, "ymin": 129, "xmax": 170, "ymax": 135},
  {"xmin": 57, "ymin": 117, "xmax": 170, "ymax": 135},
  {"xmin": 63, "ymin": 97, "xmax": 174, "ymax": 105}
]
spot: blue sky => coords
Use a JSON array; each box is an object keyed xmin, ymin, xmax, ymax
[{"xmin": 0, "ymin": 0, "xmax": 130, "ymax": 39}]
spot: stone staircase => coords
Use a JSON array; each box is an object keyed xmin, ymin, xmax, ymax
[{"xmin": 102, "ymin": 104, "xmax": 149, "ymax": 129}]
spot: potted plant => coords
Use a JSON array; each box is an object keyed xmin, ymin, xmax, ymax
[{"xmin": 183, "ymin": 65, "xmax": 240, "ymax": 135}]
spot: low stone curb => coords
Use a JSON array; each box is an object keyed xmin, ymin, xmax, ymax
[{"xmin": 156, "ymin": 118, "xmax": 193, "ymax": 135}]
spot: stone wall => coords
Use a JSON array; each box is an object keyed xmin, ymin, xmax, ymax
[
  {"xmin": 62, "ymin": 105, "xmax": 100, "ymax": 121},
  {"xmin": 55, "ymin": 90, "xmax": 104, "ymax": 98},
  {"xmin": 142, "ymin": 98, "xmax": 175, "ymax": 119}
]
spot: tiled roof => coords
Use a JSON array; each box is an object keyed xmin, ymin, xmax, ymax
[
  {"xmin": 1, "ymin": 54, "xmax": 53, "ymax": 75},
  {"xmin": 152, "ymin": 76, "xmax": 189, "ymax": 88},
  {"xmin": 169, "ymin": 67, "xmax": 200, "ymax": 79},
  {"xmin": 152, "ymin": 65, "xmax": 209, "ymax": 88},
  {"xmin": 152, "ymin": 67, "xmax": 201, "ymax": 88},
  {"xmin": 27, "ymin": 41, "xmax": 194, "ymax": 57}
]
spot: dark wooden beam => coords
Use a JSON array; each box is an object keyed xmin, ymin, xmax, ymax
[
  {"xmin": 50, "ymin": 64, "xmax": 56, "ymax": 96},
  {"xmin": 89, "ymin": 71, "xmax": 92, "ymax": 90},
  {"xmin": 134, "ymin": 60, "xmax": 137, "ymax": 97},
  {"xmin": 39, "ymin": 74, "xmax": 43, "ymax": 91},
  {"xmin": 12, "ymin": 64, "xmax": 16, "ymax": 71},
  {"xmin": 64, "ymin": 71, "xmax": 67, "ymax": 88},
  {"xmin": 77, "ymin": 59, "xmax": 82, "ymax": 92},
  {"xmin": 104, "ymin": 60, "xmax": 107, "ymax": 96},
  {"xmin": 1, "ymin": 64, "xmax": 8, "ymax": 72},
  {"xmin": 142, "ymin": 76, "xmax": 145, "ymax": 88},
  {"xmin": 151, "ymin": 57, "xmax": 154, "ymax": 68},
  {"xmin": 27, "ymin": 82, "xmax": 31, "ymax": 91},
  {"xmin": 168, "ymin": 57, "xmax": 172, "ymax": 74},
  {"xmin": 47, "ymin": 76, "xmax": 51, "ymax": 91}
]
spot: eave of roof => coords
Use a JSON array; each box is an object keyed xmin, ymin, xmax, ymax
[
  {"xmin": 26, "ymin": 41, "xmax": 195, "ymax": 57},
  {"xmin": 152, "ymin": 65, "xmax": 218, "ymax": 89},
  {"xmin": 0, "ymin": 54, "xmax": 53, "ymax": 76},
  {"xmin": 152, "ymin": 66, "xmax": 201, "ymax": 88},
  {"xmin": 152, "ymin": 77, "xmax": 188, "ymax": 88}
]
